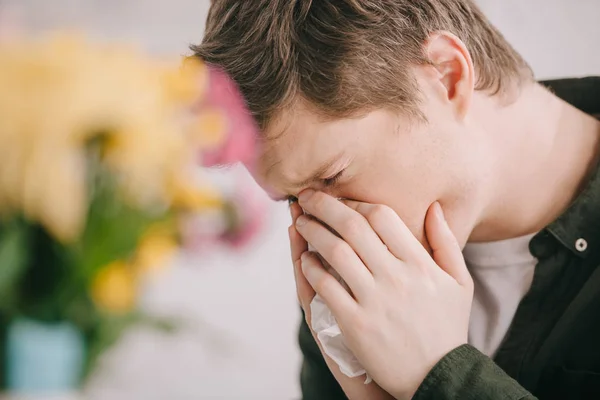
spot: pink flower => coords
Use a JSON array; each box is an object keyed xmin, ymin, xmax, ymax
[
  {"xmin": 183, "ymin": 66, "xmax": 266, "ymax": 253},
  {"xmin": 196, "ymin": 67, "xmax": 259, "ymax": 170},
  {"xmin": 179, "ymin": 209, "xmax": 229, "ymax": 254},
  {"xmin": 180, "ymin": 172, "xmax": 268, "ymax": 252}
]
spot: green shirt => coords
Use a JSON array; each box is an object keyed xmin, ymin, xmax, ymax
[{"xmin": 299, "ymin": 77, "xmax": 600, "ymax": 400}]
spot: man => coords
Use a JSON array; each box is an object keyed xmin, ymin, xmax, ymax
[{"xmin": 192, "ymin": 1, "xmax": 600, "ymax": 398}]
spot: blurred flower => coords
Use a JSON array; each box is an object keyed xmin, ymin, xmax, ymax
[
  {"xmin": 0, "ymin": 34, "xmax": 208, "ymax": 241},
  {"xmin": 0, "ymin": 32, "xmax": 266, "ymax": 384},
  {"xmin": 188, "ymin": 108, "xmax": 227, "ymax": 150},
  {"xmin": 133, "ymin": 225, "xmax": 179, "ymax": 275},
  {"xmin": 181, "ymin": 172, "xmax": 266, "ymax": 252},
  {"xmin": 167, "ymin": 170, "xmax": 222, "ymax": 211},
  {"xmin": 0, "ymin": 33, "xmax": 264, "ymax": 248},
  {"xmin": 193, "ymin": 66, "xmax": 259, "ymax": 169},
  {"xmin": 180, "ymin": 209, "xmax": 228, "ymax": 254},
  {"xmin": 221, "ymin": 180, "xmax": 266, "ymax": 249},
  {"xmin": 22, "ymin": 146, "xmax": 88, "ymax": 243},
  {"xmin": 163, "ymin": 57, "xmax": 208, "ymax": 104},
  {"xmin": 91, "ymin": 261, "xmax": 136, "ymax": 314}
]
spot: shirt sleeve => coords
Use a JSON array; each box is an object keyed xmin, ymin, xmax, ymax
[
  {"xmin": 413, "ymin": 344, "xmax": 538, "ymax": 400},
  {"xmin": 298, "ymin": 313, "xmax": 348, "ymax": 400}
]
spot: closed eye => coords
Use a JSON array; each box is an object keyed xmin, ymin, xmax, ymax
[{"xmin": 322, "ymin": 170, "xmax": 345, "ymax": 187}]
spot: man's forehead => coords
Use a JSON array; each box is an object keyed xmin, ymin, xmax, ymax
[
  {"xmin": 255, "ymin": 102, "xmax": 388, "ymax": 185},
  {"xmin": 258, "ymin": 137, "xmax": 301, "ymax": 185},
  {"xmin": 258, "ymin": 111, "xmax": 316, "ymax": 176}
]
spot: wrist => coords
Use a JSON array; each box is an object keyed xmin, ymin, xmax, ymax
[{"xmin": 388, "ymin": 342, "xmax": 468, "ymax": 400}]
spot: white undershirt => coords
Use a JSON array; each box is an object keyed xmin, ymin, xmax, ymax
[{"xmin": 463, "ymin": 233, "xmax": 538, "ymax": 357}]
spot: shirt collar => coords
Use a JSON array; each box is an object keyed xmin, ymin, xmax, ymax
[{"xmin": 540, "ymin": 77, "xmax": 600, "ymax": 258}]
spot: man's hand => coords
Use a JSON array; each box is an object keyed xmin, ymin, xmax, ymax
[
  {"xmin": 293, "ymin": 190, "xmax": 474, "ymax": 400},
  {"xmin": 289, "ymin": 201, "xmax": 394, "ymax": 400}
]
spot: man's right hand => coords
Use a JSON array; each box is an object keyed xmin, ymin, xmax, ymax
[{"xmin": 289, "ymin": 201, "xmax": 394, "ymax": 400}]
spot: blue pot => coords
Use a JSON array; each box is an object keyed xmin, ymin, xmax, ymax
[{"xmin": 6, "ymin": 318, "xmax": 85, "ymax": 393}]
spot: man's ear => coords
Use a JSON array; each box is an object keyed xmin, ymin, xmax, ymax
[{"xmin": 423, "ymin": 31, "xmax": 475, "ymax": 120}]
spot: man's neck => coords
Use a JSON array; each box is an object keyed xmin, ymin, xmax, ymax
[{"xmin": 469, "ymin": 82, "xmax": 600, "ymax": 243}]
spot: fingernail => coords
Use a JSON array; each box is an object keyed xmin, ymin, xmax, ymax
[
  {"xmin": 300, "ymin": 253, "xmax": 314, "ymax": 281},
  {"xmin": 296, "ymin": 215, "xmax": 308, "ymax": 227},
  {"xmin": 298, "ymin": 189, "xmax": 315, "ymax": 203},
  {"xmin": 301, "ymin": 252, "xmax": 310, "ymax": 263}
]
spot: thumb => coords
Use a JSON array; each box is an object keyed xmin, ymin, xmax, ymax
[{"xmin": 425, "ymin": 202, "xmax": 471, "ymax": 287}]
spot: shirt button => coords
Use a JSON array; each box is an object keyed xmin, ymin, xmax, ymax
[
  {"xmin": 529, "ymin": 231, "xmax": 556, "ymax": 258},
  {"xmin": 575, "ymin": 238, "xmax": 588, "ymax": 252}
]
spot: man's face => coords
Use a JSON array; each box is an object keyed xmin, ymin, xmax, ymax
[{"xmin": 253, "ymin": 74, "xmax": 490, "ymax": 247}]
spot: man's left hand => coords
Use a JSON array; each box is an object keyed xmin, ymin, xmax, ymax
[{"xmin": 294, "ymin": 190, "xmax": 474, "ymax": 399}]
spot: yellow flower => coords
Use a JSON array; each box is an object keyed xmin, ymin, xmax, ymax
[
  {"xmin": 163, "ymin": 56, "xmax": 208, "ymax": 103},
  {"xmin": 188, "ymin": 108, "xmax": 227, "ymax": 149},
  {"xmin": 21, "ymin": 144, "xmax": 88, "ymax": 242},
  {"xmin": 91, "ymin": 261, "xmax": 137, "ymax": 314},
  {"xmin": 0, "ymin": 33, "xmax": 212, "ymax": 241},
  {"xmin": 134, "ymin": 228, "xmax": 179, "ymax": 275},
  {"xmin": 167, "ymin": 171, "xmax": 223, "ymax": 211}
]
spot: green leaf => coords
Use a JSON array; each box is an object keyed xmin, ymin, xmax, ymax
[
  {"xmin": 0, "ymin": 222, "xmax": 30, "ymax": 314},
  {"xmin": 15, "ymin": 223, "xmax": 79, "ymax": 322},
  {"xmin": 73, "ymin": 174, "xmax": 162, "ymax": 281}
]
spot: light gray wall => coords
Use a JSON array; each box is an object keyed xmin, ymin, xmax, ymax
[
  {"xmin": 3, "ymin": 1, "xmax": 599, "ymax": 399},
  {"xmin": 478, "ymin": 0, "xmax": 600, "ymax": 79}
]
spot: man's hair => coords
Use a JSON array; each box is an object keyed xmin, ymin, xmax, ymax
[{"xmin": 191, "ymin": 0, "xmax": 533, "ymax": 131}]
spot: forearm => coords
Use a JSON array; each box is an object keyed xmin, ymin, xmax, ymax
[{"xmin": 320, "ymin": 352, "xmax": 394, "ymax": 400}]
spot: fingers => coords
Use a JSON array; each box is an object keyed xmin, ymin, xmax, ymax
[
  {"xmin": 297, "ymin": 190, "xmax": 390, "ymax": 273},
  {"xmin": 341, "ymin": 200, "xmax": 425, "ymax": 263},
  {"xmin": 289, "ymin": 201, "xmax": 308, "ymax": 263},
  {"xmin": 290, "ymin": 201, "xmax": 312, "ymax": 314},
  {"xmin": 294, "ymin": 258, "xmax": 315, "ymax": 316},
  {"xmin": 425, "ymin": 202, "xmax": 472, "ymax": 288},
  {"xmin": 295, "ymin": 214, "xmax": 374, "ymax": 299},
  {"xmin": 300, "ymin": 251, "xmax": 359, "ymax": 321}
]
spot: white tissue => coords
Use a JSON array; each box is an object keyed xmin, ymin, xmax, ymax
[
  {"xmin": 307, "ymin": 245, "xmax": 371, "ymax": 384},
  {"xmin": 310, "ymin": 295, "xmax": 372, "ymax": 384}
]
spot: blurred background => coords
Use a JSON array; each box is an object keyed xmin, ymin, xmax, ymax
[{"xmin": 1, "ymin": 0, "xmax": 599, "ymax": 399}]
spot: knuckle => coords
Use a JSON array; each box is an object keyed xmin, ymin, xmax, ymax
[
  {"xmin": 313, "ymin": 274, "xmax": 331, "ymax": 294},
  {"xmin": 417, "ymin": 271, "xmax": 439, "ymax": 295},
  {"xmin": 329, "ymin": 241, "xmax": 351, "ymax": 265},
  {"xmin": 424, "ymin": 278, "xmax": 437, "ymax": 294},
  {"xmin": 365, "ymin": 204, "xmax": 394, "ymax": 223},
  {"xmin": 388, "ymin": 269, "xmax": 406, "ymax": 288},
  {"xmin": 341, "ymin": 216, "xmax": 365, "ymax": 238}
]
